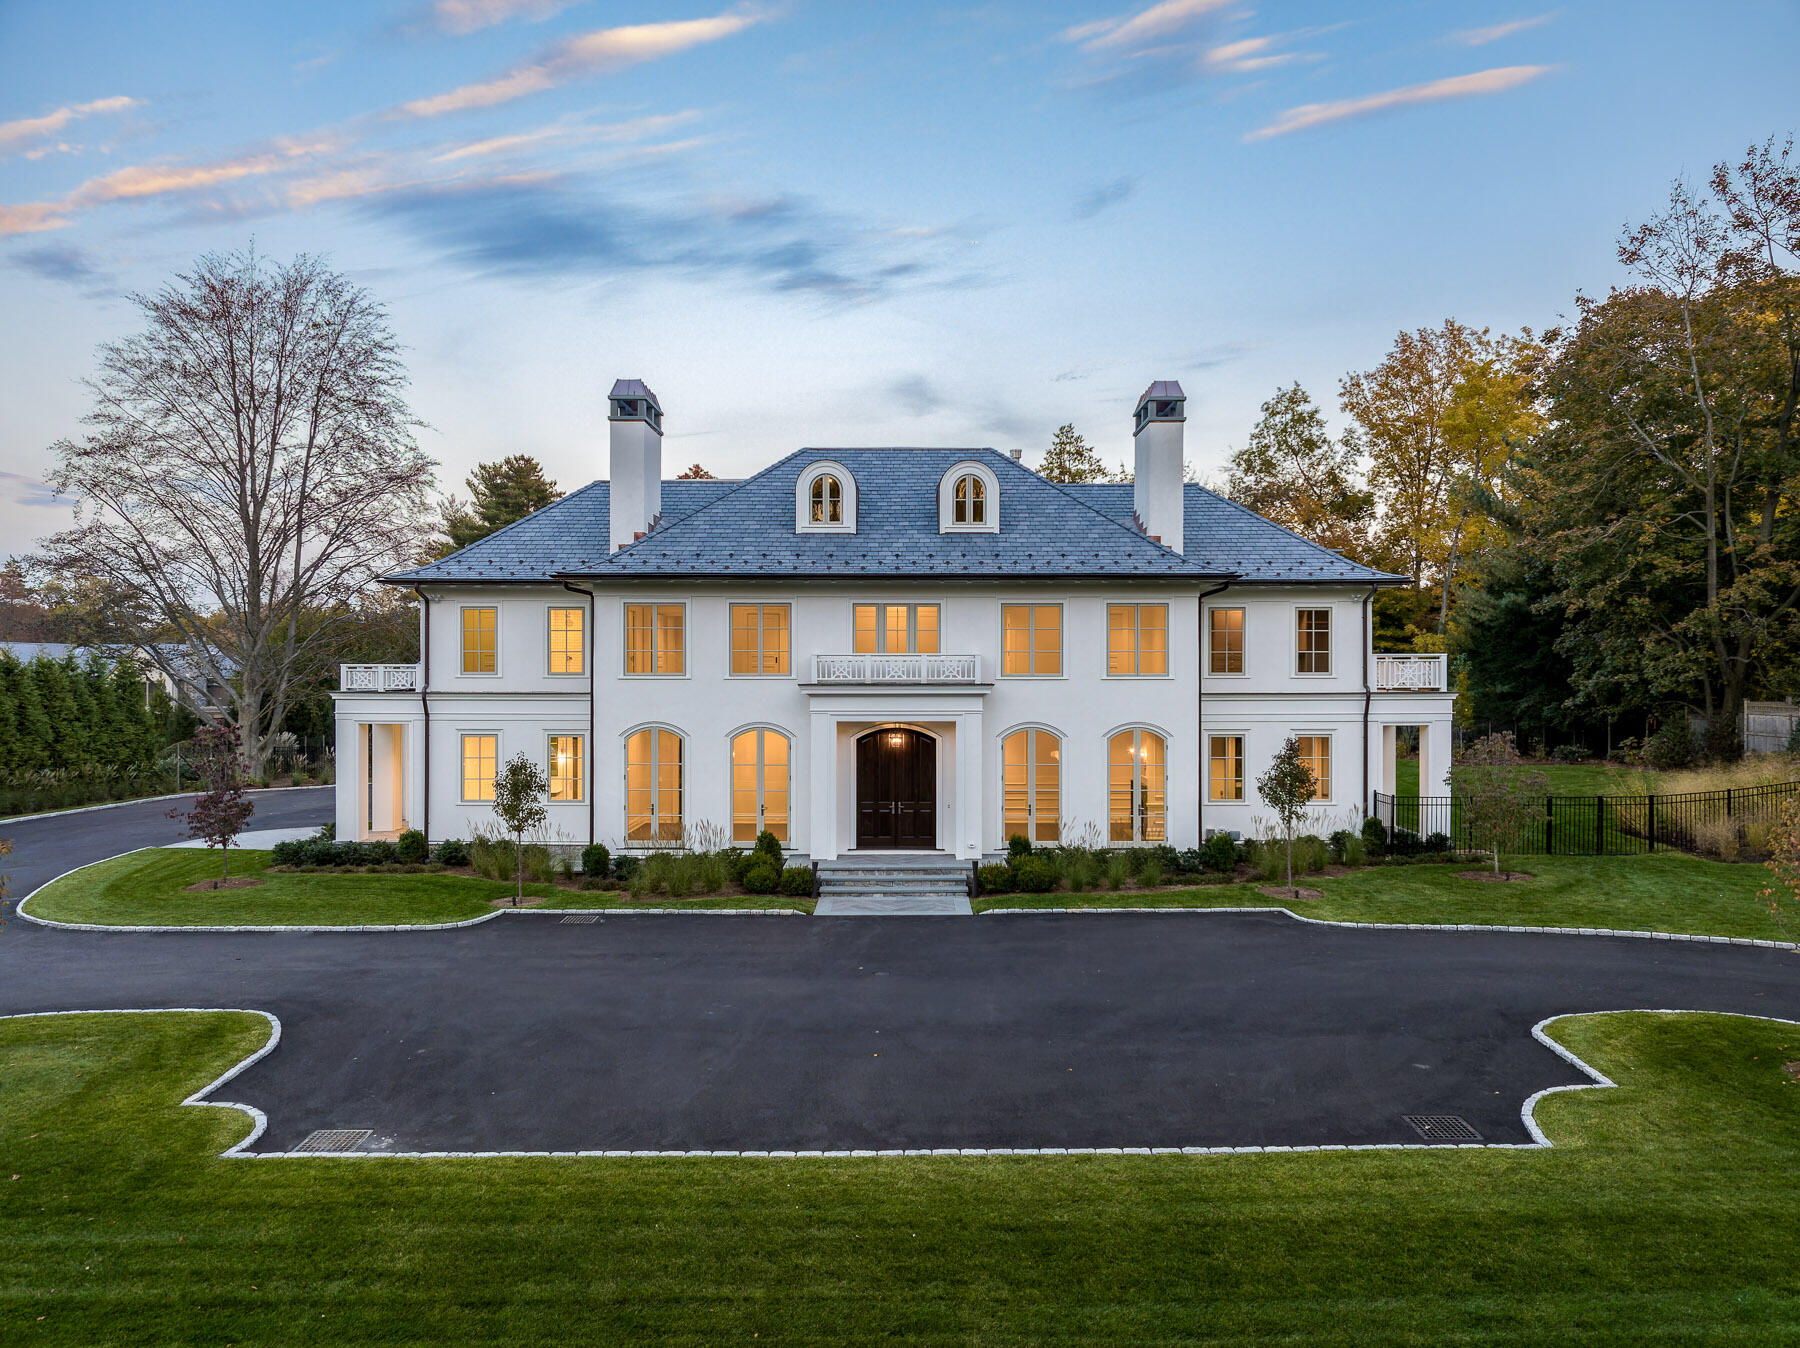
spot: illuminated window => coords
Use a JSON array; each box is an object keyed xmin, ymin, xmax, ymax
[
  {"xmin": 731, "ymin": 728, "xmax": 790, "ymax": 845},
  {"xmin": 810, "ymin": 475, "xmax": 841, "ymax": 524},
  {"xmin": 953, "ymin": 474, "xmax": 986, "ymax": 524},
  {"xmin": 1108, "ymin": 728, "xmax": 1166, "ymax": 843},
  {"xmin": 1002, "ymin": 728, "xmax": 1061, "ymax": 844},
  {"xmin": 1208, "ymin": 735, "xmax": 1243, "ymax": 802},
  {"xmin": 1107, "ymin": 604, "xmax": 1168, "ymax": 676},
  {"xmin": 1001, "ymin": 605, "xmax": 1062, "ymax": 676},
  {"xmin": 461, "ymin": 607, "xmax": 497, "ymax": 674},
  {"xmin": 852, "ymin": 604, "xmax": 939, "ymax": 654},
  {"xmin": 730, "ymin": 604, "xmax": 791, "ymax": 676},
  {"xmin": 548, "ymin": 734, "xmax": 584, "ymax": 802},
  {"xmin": 1208, "ymin": 607, "xmax": 1244, "ymax": 675},
  {"xmin": 625, "ymin": 728, "xmax": 683, "ymax": 844},
  {"xmin": 625, "ymin": 604, "xmax": 685, "ymax": 675},
  {"xmin": 461, "ymin": 733, "xmax": 498, "ymax": 802},
  {"xmin": 1297, "ymin": 735, "xmax": 1331, "ymax": 800},
  {"xmin": 547, "ymin": 607, "xmax": 584, "ymax": 675},
  {"xmin": 1297, "ymin": 608, "xmax": 1332, "ymax": 674}
]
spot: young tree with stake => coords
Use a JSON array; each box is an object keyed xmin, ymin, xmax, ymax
[
  {"xmin": 171, "ymin": 723, "xmax": 255, "ymax": 887},
  {"xmin": 1451, "ymin": 732, "xmax": 1547, "ymax": 877},
  {"xmin": 1256, "ymin": 736, "xmax": 1317, "ymax": 897},
  {"xmin": 490, "ymin": 752, "xmax": 548, "ymax": 907}
]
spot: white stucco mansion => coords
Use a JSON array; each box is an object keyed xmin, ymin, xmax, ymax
[{"xmin": 332, "ymin": 379, "xmax": 1454, "ymax": 860}]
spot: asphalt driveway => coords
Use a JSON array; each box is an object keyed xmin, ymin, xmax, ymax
[{"xmin": 3, "ymin": 910, "xmax": 1798, "ymax": 1153}]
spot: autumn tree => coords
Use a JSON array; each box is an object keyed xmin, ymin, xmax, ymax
[
  {"xmin": 676, "ymin": 463, "xmax": 716, "ymax": 479},
  {"xmin": 172, "ymin": 721, "xmax": 254, "ymax": 885},
  {"xmin": 437, "ymin": 454, "xmax": 560, "ymax": 554},
  {"xmin": 1040, "ymin": 423, "xmax": 1111, "ymax": 483},
  {"xmin": 41, "ymin": 248, "xmax": 433, "ymax": 776},
  {"xmin": 1227, "ymin": 383, "xmax": 1373, "ymax": 558}
]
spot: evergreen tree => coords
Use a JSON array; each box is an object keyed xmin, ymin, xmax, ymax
[
  {"xmin": 24, "ymin": 659, "xmax": 69, "ymax": 769},
  {"xmin": 435, "ymin": 455, "xmax": 562, "ymax": 555},
  {"xmin": 64, "ymin": 656, "xmax": 98, "ymax": 769},
  {"xmin": 1039, "ymin": 424, "xmax": 1111, "ymax": 484},
  {"xmin": 0, "ymin": 655, "xmax": 23, "ymax": 773}
]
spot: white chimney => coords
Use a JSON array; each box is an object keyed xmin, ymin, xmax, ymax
[
  {"xmin": 1132, "ymin": 380, "xmax": 1185, "ymax": 553},
  {"xmin": 608, "ymin": 379, "xmax": 663, "ymax": 551}
]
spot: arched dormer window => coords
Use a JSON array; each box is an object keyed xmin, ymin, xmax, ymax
[
  {"xmin": 938, "ymin": 460, "xmax": 999, "ymax": 534},
  {"xmin": 796, "ymin": 461, "xmax": 856, "ymax": 533}
]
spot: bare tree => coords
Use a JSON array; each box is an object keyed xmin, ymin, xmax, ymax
[
  {"xmin": 1451, "ymin": 732, "xmax": 1547, "ymax": 877},
  {"xmin": 41, "ymin": 248, "xmax": 433, "ymax": 774}
]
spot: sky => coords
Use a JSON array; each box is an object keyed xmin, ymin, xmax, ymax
[{"xmin": 1, "ymin": 0, "xmax": 1795, "ymax": 556}]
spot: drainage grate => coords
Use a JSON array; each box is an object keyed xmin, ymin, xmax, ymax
[
  {"xmin": 291, "ymin": 1129, "xmax": 373, "ymax": 1154},
  {"xmin": 560, "ymin": 914, "xmax": 600, "ymax": 924},
  {"xmin": 1402, "ymin": 1114, "xmax": 1483, "ymax": 1142}
]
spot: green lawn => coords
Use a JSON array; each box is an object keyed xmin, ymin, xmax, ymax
[
  {"xmin": 23, "ymin": 848, "xmax": 810, "ymax": 926},
  {"xmin": 1396, "ymin": 757, "xmax": 1652, "ymax": 797},
  {"xmin": 4, "ymin": 1009, "xmax": 1800, "ymax": 1343},
  {"xmin": 977, "ymin": 853, "xmax": 1789, "ymax": 942}
]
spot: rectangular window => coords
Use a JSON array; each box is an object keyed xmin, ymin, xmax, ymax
[
  {"xmin": 1208, "ymin": 735, "xmax": 1244, "ymax": 802},
  {"xmin": 461, "ymin": 733, "xmax": 498, "ymax": 802},
  {"xmin": 547, "ymin": 734, "xmax": 584, "ymax": 802},
  {"xmin": 625, "ymin": 604, "xmax": 685, "ymax": 675},
  {"xmin": 461, "ymin": 606, "xmax": 497, "ymax": 675},
  {"xmin": 1296, "ymin": 735, "xmax": 1331, "ymax": 801},
  {"xmin": 1297, "ymin": 608, "xmax": 1332, "ymax": 674},
  {"xmin": 1208, "ymin": 607, "xmax": 1245, "ymax": 675},
  {"xmin": 852, "ymin": 604, "xmax": 940, "ymax": 654},
  {"xmin": 730, "ymin": 604, "xmax": 791, "ymax": 676},
  {"xmin": 1001, "ymin": 605, "xmax": 1063, "ymax": 676},
  {"xmin": 547, "ymin": 607, "xmax": 585, "ymax": 675},
  {"xmin": 1107, "ymin": 603, "xmax": 1169, "ymax": 676}
]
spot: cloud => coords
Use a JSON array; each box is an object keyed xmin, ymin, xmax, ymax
[
  {"xmin": 887, "ymin": 375, "xmax": 940, "ymax": 416},
  {"xmin": 0, "ymin": 202, "xmax": 69, "ymax": 236},
  {"xmin": 1204, "ymin": 35, "xmax": 1320, "ymax": 73},
  {"xmin": 10, "ymin": 242, "xmax": 107, "ymax": 285},
  {"xmin": 399, "ymin": 9, "xmax": 766, "ymax": 118},
  {"xmin": 430, "ymin": 0, "xmax": 581, "ymax": 34},
  {"xmin": 64, "ymin": 136, "xmax": 340, "ymax": 208},
  {"xmin": 0, "ymin": 95, "xmax": 139, "ymax": 158},
  {"xmin": 1071, "ymin": 176, "xmax": 1136, "ymax": 220},
  {"xmin": 1245, "ymin": 64, "xmax": 1552, "ymax": 140},
  {"xmin": 1450, "ymin": 13, "xmax": 1556, "ymax": 46},
  {"xmin": 429, "ymin": 109, "xmax": 702, "ymax": 163},
  {"xmin": 1062, "ymin": 0, "xmax": 1231, "ymax": 53}
]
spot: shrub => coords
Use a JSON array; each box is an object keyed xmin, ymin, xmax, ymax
[
  {"xmin": 1149, "ymin": 843, "xmax": 1181, "ymax": 873},
  {"xmin": 1423, "ymin": 832, "xmax": 1451, "ymax": 855},
  {"xmin": 1694, "ymin": 816, "xmax": 1743, "ymax": 862},
  {"xmin": 1124, "ymin": 847, "xmax": 1150, "ymax": 879},
  {"xmin": 1008, "ymin": 834, "xmax": 1033, "ymax": 860},
  {"xmin": 1060, "ymin": 850, "xmax": 1103, "ymax": 893},
  {"xmin": 1327, "ymin": 829, "xmax": 1354, "ymax": 864},
  {"xmin": 612, "ymin": 855, "xmax": 640, "ymax": 883},
  {"xmin": 319, "ymin": 821, "xmax": 337, "ymax": 842},
  {"xmin": 396, "ymin": 829, "xmax": 429, "ymax": 864},
  {"xmin": 977, "ymin": 863, "xmax": 1014, "ymax": 894},
  {"xmin": 754, "ymin": 831, "xmax": 784, "ymax": 868},
  {"xmin": 741, "ymin": 859, "xmax": 780, "ymax": 894},
  {"xmin": 1551, "ymin": 743, "xmax": 1591, "ymax": 763},
  {"xmin": 778, "ymin": 866, "xmax": 814, "ymax": 897},
  {"xmin": 1789, "ymin": 721, "xmax": 1800, "ymax": 755},
  {"xmin": 433, "ymin": 838, "xmax": 470, "ymax": 867},
  {"xmin": 521, "ymin": 844, "xmax": 557, "ymax": 883},
  {"xmin": 1012, "ymin": 855, "xmax": 1059, "ymax": 893},
  {"xmin": 1103, "ymin": 850, "xmax": 1131, "ymax": 891},
  {"xmin": 1175, "ymin": 847, "xmax": 1207, "ymax": 876},
  {"xmin": 1257, "ymin": 847, "xmax": 1285, "ymax": 882},
  {"xmin": 270, "ymin": 839, "xmax": 303, "ymax": 867},
  {"xmin": 1645, "ymin": 718, "xmax": 1697, "ymax": 770},
  {"xmin": 363, "ymin": 840, "xmax": 399, "ymax": 865},
  {"xmin": 1292, "ymin": 834, "xmax": 1328, "ymax": 874},
  {"xmin": 469, "ymin": 835, "xmax": 513, "ymax": 881},
  {"xmin": 581, "ymin": 843, "xmax": 611, "ymax": 878},
  {"xmin": 694, "ymin": 850, "xmax": 730, "ymax": 895},
  {"xmin": 1341, "ymin": 833, "xmax": 1367, "ymax": 867},
  {"xmin": 1139, "ymin": 859, "xmax": 1165, "ymax": 888},
  {"xmin": 1201, "ymin": 831, "xmax": 1238, "ymax": 873},
  {"xmin": 1360, "ymin": 816, "xmax": 1388, "ymax": 858}
]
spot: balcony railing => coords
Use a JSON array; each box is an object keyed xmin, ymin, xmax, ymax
[
  {"xmin": 810, "ymin": 653, "xmax": 984, "ymax": 685},
  {"xmin": 340, "ymin": 663, "xmax": 421, "ymax": 692},
  {"xmin": 1373, "ymin": 653, "xmax": 1447, "ymax": 692}
]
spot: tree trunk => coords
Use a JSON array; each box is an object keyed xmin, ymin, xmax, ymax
[
  {"xmin": 515, "ymin": 837, "xmax": 523, "ymax": 906},
  {"xmin": 1285, "ymin": 833, "xmax": 1294, "ymax": 894}
]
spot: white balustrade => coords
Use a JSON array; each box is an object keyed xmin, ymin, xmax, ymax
[
  {"xmin": 810, "ymin": 653, "xmax": 983, "ymax": 685},
  {"xmin": 339, "ymin": 663, "xmax": 421, "ymax": 692},
  {"xmin": 1373, "ymin": 653, "xmax": 1447, "ymax": 692}
]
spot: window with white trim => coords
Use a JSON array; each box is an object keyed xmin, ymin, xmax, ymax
[
  {"xmin": 461, "ymin": 733, "xmax": 498, "ymax": 802},
  {"xmin": 730, "ymin": 604, "xmax": 791, "ymax": 676},
  {"xmin": 1296, "ymin": 608, "xmax": 1331, "ymax": 674},
  {"xmin": 853, "ymin": 603, "xmax": 939, "ymax": 654},
  {"xmin": 1001, "ymin": 604, "xmax": 1062, "ymax": 676},
  {"xmin": 625, "ymin": 604, "xmax": 685, "ymax": 676},
  {"xmin": 625, "ymin": 728, "xmax": 683, "ymax": 844},
  {"xmin": 1296, "ymin": 735, "xmax": 1331, "ymax": 800},
  {"xmin": 548, "ymin": 734, "xmax": 584, "ymax": 802},
  {"xmin": 547, "ymin": 606, "xmax": 584, "ymax": 675},
  {"xmin": 1109, "ymin": 728, "xmax": 1166, "ymax": 842},
  {"xmin": 1107, "ymin": 604, "xmax": 1168, "ymax": 676},
  {"xmin": 731, "ymin": 728, "xmax": 790, "ymax": 844},
  {"xmin": 1003, "ymin": 728, "xmax": 1061, "ymax": 844}
]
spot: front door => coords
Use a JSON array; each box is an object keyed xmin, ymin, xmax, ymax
[{"xmin": 855, "ymin": 729, "xmax": 936, "ymax": 849}]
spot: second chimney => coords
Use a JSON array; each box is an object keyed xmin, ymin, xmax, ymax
[
  {"xmin": 608, "ymin": 379, "xmax": 663, "ymax": 552},
  {"xmin": 1132, "ymin": 380, "xmax": 1185, "ymax": 553}
]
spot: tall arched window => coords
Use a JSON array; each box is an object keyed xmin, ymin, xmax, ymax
[
  {"xmin": 731, "ymin": 728, "xmax": 790, "ymax": 845},
  {"xmin": 954, "ymin": 473, "xmax": 986, "ymax": 524},
  {"xmin": 1108, "ymin": 728, "xmax": 1166, "ymax": 843},
  {"xmin": 1002, "ymin": 728, "xmax": 1060, "ymax": 844},
  {"xmin": 625, "ymin": 727, "xmax": 683, "ymax": 844},
  {"xmin": 810, "ymin": 474, "xmax": 842, "ymax": 524}
]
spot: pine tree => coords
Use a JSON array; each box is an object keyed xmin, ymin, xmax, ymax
[
  {"xmin": 435, "ymin": 455, "xmax": 562, "ymax": 555},
  {"xmin": 63, "ymin": 656, "xmax": 98, "ymax": 770},
  {"xmin": 1039, "ymin": 424, "xmax": 1112, "ymax": 484},
  {"xmin": 0, "ymin": 655, "xmax": 22, "ymax": 773},
  {"xmin": 25, "ymin": 659, "xmax": 70, "ymax": 770},
  {"xmin": 87, "ymin": 658, "xmax": 125, "ymax": 768}
]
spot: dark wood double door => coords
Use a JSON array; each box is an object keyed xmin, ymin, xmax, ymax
[{"xmin": 855, "ymin": 728, "xmax": 937, "ymax": 850}]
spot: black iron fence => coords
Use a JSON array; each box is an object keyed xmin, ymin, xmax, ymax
[{"xmin": 1372, "ymin": 780, "xmax": 1800, "ymax": 858}]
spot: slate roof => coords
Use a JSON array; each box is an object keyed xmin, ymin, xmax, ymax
[{"xmin": 387, "ymin": 448, "xmax": 1401, "ymax": 586}]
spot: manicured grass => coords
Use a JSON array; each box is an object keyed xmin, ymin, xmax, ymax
[
  {"xmin": 1395, "ymin": 757, "xmax": 1649, "ymax": 797},
  {"xmin": 23, "ymin": 849, "xmax": 809, "ymax": 926},
  {"xmin": 4, "ymin": 1009, "xmax": 1799, "ymax": 1343},
  {"xmin": 977, "ymin": 853, "xmax": 1788, "ymax": 941}
]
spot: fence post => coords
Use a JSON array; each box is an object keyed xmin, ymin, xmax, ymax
[
  {"xmin": 1646, "ymin": 792, "xmax": 1656, "ymax": 853},
  {"xmin": 1545, "ymin": 795, "xmax": 1555, "ymax": 855},
  {"xmin": 1596, "ymin": 794, "xmax": 1606, "ymax": 856},
  {"xmin": 1725, "ymin": 787, "xmax": 1734, "ymax": 819}
]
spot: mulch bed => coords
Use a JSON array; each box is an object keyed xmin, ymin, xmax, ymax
[
  {"xmin": 487, "ymin": 895, "xmax": 549, "ymax": 908},
  {"xmin": 1257, "ymin": 884, "xmax": 1325, "ymax": 903},
  {"xmin": 182, "ymin": 877, "xmax": 266, "ymax": 892},
  {"xmin": 1455, "ymin": 870, "xmax": 1536, "ymax": 883}
]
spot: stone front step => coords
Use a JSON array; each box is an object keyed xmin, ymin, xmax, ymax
[
  {"xmin": 813, "ymin": 895, "xmax": 973, "ymax": 916},
  {"xmin": 813, "ymin": 857, "xmax": 973, "ymax": 914}
]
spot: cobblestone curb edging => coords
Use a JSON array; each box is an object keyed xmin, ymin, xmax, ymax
[
  {"xmin": 6, "ymin": 1006, "xmax": 1794, "ymax": 1161},
  {"xmin": 977, "ymin": 904, "xmax": 1797, "ymax": 951}
]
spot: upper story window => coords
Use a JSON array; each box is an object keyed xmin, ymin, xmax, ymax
[
  {"xmin": 1296, "ymin": 608, "xmax": 1332, "ymax": 675},
  {"xmin": 938, "ymin": 461, "xmax": 999, "ymax": 534},
  {"xmin": 1001, "ymin": 604, "xmax": 1062, "ymax": 676},
  {"xmin": 625, "ymin": 603, "xmax": 685, "ymax": 676},
  {"xmin": 854, "ymin": 603, "xmax": 939, "ymax": 654},
  {"xmin": 730, "ymin": 604, "xmax": 791, "ymax": 676},
  {"xmin": 461, "ymin": 606, "xmax": 498, "ymax": 675},
  {"xmin": 796, "ymin": 461, "xmax": 856, "ymax": 533},
  {"xmin": 1107, "ymin": 603, "xmax": 1168, "ymax": 676},
  {"xmin": 547, "ymin": 606, "xmax": 585, "ymax": 676},
  {"xmin": 1208, "ymin": 607, "xmax": 1245, "ymax": 675}
]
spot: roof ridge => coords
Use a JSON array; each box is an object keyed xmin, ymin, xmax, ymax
[{"xmin": 600, "ymin": 447, "xmax": 818, "ymax": 563}]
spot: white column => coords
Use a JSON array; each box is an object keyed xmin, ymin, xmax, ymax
[
  {"xmin": 809, "ymin": 709, "xmax": 838, "ymax": 860},
  {"xmin": 1380, "ymin": 724, "xmax": 1398, "ymax": 796},
  {"xmin": 956, "ymin": 709, "xmax": 984, "ymax": 859},
  {"xmin": 1423, "ymin": 718, "xmax": 1453, "ymax": 796}
]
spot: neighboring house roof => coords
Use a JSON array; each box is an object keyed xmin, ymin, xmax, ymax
[
  {"xmin": 386, "ymin": 449, "xmax": 1401, "ymax": 587},
  {"xmin": 0, "ymin": 642, "xmax": 86, "ymax": 662}
]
